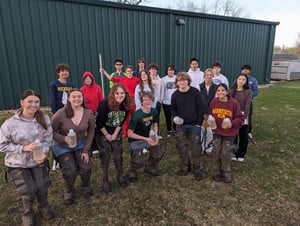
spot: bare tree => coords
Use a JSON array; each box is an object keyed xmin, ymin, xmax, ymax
[
  {"xmin": 174, "ymin": 0, "xmax": 248, "ymax": 17},
  {"xmin": 106, "ymin": 0, "xmax": 144, "ymax": 5}
]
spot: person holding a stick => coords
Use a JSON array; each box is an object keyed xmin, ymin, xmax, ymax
[{"xmin": 108, "ymin": 59, "xmax": 126, "ymax": 88}]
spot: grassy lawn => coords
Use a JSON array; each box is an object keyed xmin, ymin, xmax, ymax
[{"xmin": 0, "ymin": 81, "xmax": 299, "ymax": 225}]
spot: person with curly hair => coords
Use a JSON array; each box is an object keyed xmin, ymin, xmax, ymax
[{"xmin": 95, "ymin": 84, "xmax": 132, "ymax": 193}]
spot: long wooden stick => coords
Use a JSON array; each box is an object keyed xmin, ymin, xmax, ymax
[{"xmin": 99, "ymin": 53, "xmax": 105, "ymax": 97}]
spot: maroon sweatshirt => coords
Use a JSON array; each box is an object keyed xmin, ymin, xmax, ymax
[{"xmin": 209, "ymin": 97, "xmax": 244, "ymax": 137}]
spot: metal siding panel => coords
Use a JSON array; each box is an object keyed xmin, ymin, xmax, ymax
[{"xmin": 0, "ymin": 0, "xmax": 278, "ymax": 109}]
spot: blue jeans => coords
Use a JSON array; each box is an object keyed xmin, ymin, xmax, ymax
[{"xmin": 176, "ymin": 124, "xmax": 202, "ymax": 135}]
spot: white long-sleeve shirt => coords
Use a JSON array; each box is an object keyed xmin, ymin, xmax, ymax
[{"xmin": 187, "ymin": 68, "xmax": 204, "ymax": 90}]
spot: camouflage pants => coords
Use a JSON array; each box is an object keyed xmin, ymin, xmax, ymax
[
  {"xmin": 176, "ymin": 130, "xmax": 202, "ymax": 170},
  {"xmin": 8, "ymin": 159, "xmax": 51, "ymax": 216},
  {"xmin": 212, "ymin": 135, "xmax": 236, "ymax": 181},
  {"xmin": 129, "ymin": 142, "xmax": 164, "ymax": 172},
  {"xmin": 95, "ymin": 133, "xmax": 124, "ymax": 179}
]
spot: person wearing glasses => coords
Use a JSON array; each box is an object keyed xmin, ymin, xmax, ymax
[
  {"xmin": 109, "ymin": 59, "xmax": 126, "ymax": 88},
  {"xmin": 133, "ymin": 57, "xmax": 146, "ymax": 78},
  {"xmin": 127, "ymin": 92, "xmax": 164, "ymax": 182}
]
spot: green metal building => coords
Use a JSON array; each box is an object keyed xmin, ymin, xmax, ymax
[{"xmin": 0, "ymin": 0, "xmax": 279, "ymax": 109}]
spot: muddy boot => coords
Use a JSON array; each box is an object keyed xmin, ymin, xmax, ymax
[
  {"xmin": 221, "ymin": 140, "xmax": 236, "ymax": 183},
  {"xmin": 80, "ymin": 168, "xmax": 93, "ymax": 198},
  {"xmin": 114, "ymin": 160, "xmax": 128, "ymax": 187},
  {"xmin": 102, "ymin": 164, "xmax": 112, "ymax": 193},
  {"xmin": 176, "ymin": 131, "xmax": 191, "ymax": 175},
  {"xmin": 128, "ymin": 149, "xmax": 144, "ymax": 182},
  {"xmin": 190, "ymin": 134, "xmax": 203, "ymax": 180},
  {"xmin": 37, "ymin": 191, "xmax": 54, "ymax": 220},
  {"xmin": 21, "ymin": 195, "xmax": 34, "ymax": 226},
  {"xmin": 144, "ymin": 158, "xmax": 159, "ymax": 176},
  {"xmin": 64, "ymin": 183, "xmax": 75, "ymax": 205},
  {"xmin": 144, "ymin": 145, "xmax": 164, "ymax": 176},
  {"xmin": 212, "ymin": 138, "xmax": 222, "ymax": 182}
]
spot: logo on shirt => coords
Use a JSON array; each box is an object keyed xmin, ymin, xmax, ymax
[
  {"xmin": 212, "ymin": 108, "xmax": 232, "ymax": 119},
  {"xmin": 166, "ymin": 82, "xmax": 176, "ymax": 89},
  {"xmin": 57, "ymin": 87, "xmax": 72, "ymax": 92},
  {"xmin": 143, "ymin": 116, "xmax": 153, "ymax": 126},
  {"xmin": 106, "ymin": 111, "xmax": 126, "ymax": 127}
]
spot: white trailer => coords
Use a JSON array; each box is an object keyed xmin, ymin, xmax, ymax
[{"xmin": 271, "ymin": 60, "xmax": 300, "ymax": 80}]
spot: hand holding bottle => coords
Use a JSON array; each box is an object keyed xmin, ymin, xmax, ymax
[
  {"xmin": 66, "ymin": 129, "xmax": 77, "ymax": 148},
  {"xmin": 221, "ymin": 118, "xmax": 232, "ymax": 129},
  {"xmin": 207, "ymin": 115, "xmax": 217, "ymax": 129}
]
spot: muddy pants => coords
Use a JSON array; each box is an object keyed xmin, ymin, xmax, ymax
[
  {"xmin": 57, "ymin": 150, "xmax": 92, "ymax": 195},
  {"xmin": 128, "ymin": 140, "xmax": 164, "ymax": 174},
  {"xmin": 175, "ymin": 124, "xmax": 202, "ymax": 172},
  {"xmin": 212, "ymin": 135, "xmax": 236, "ymax": 182},
  {"xmin": 8, "ymin": 160, "xmax": 51, "ymax": 225}
]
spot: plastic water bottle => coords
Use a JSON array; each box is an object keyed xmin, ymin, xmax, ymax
[
  {"xmin": 208, "ymin": 115, "xmax": 217, "ymax": 129},
  {"xmin": 33, "ymin": 138, "xmax": 44, "ymax": 161},
  {"xmin": 68, "ymin": 129, "xmax": 77, "ymax": 148},
  {"xmin": 173, "ymin": 116, "xmax": 184, "ymax": 125},
  {"xmin": 149, "ymin": 128, "xmax": 156, "ymax": 141},
  {"xmin": 222, "ymin": 118, "xmax": 231, "ymax": 129}
]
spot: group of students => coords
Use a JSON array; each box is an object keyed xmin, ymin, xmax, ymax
[{"xmin": 0, "ymin": 58, "xmax": 258, "ymax": 226}]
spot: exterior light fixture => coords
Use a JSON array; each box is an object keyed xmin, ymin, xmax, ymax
[{"xmin": 176, "ymin": 18, "xmax": 185, "ymax": 25}]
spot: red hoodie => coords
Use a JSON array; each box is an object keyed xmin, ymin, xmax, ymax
[{"xmin": 80, "ymin": 71, "xmax": 104, "ymax": 113}]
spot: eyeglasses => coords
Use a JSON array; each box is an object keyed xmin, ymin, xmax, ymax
[
  {"xmin": 142, "ymin": 98, "xmax": 152, "ymax": 102},
  {"xmin": 115, "ymin": 63, "xmax": 122, "ymax": 66}
]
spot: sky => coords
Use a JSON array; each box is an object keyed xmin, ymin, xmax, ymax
[{"xmin": 140, "ymin": 0, "xmax": 300, "ymax": 47}]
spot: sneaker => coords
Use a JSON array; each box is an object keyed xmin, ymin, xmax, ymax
[
  {"xmin": 158, "ymin": 135, "xmax": 163, "ymax": 140},
  {"xmin": 231, "ymin": 157, "xmax": 237, "ymax": 161},
  {"xmin": 237, "ymin": 157, "xmax": 244, "ymax": 162},
  {"xmin": 248, "ymin": 133, "xmax": 253, "ymax": 140},
  {"xmin": 52, "ymin": 160, "xmax": 60, "ymax": 171},
  {"xmin": 167, "ymin": 131, "xmax": 173, "ymax": 138}
]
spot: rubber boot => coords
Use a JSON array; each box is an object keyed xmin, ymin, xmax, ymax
[
  {"xmin": 37, "ymin": 191, "xmax": 54, "ymax": 220},
  {"xmin": 79, "ymin": 166, "xmax": 93, "ymax": 198},
  {"xmin": 144, "ymin": 157, "xmax": 159, "ymax": 176},
  {"xmin": 176, "ymin": 131, "xmax": 191, "ymax": 175},
  {"xmin": 191, "ymin": 134, "xmax": 203, "ymax": 180},
  {"xmin": 212, "ymin": 138, "xmax": 222, "ymax": 182},
  {"xmin": 128, "ymin": 150, "xmax": 144, "ymax": 182},
  {"xmin": 144, "ymin": 145, "xmax": 163, "ymax": 176},
  {"xmin": 114, "ymin": 159, "xmax": 128, "ymax": 187},
  {"xmin": 21, "ymin": 195, "xmax": 34, "ymax": 226},
  {"xmin": 102, "ymin": 163, "xmax": 112, "ymax": 193},
  {"xmin": 64, "ymin": 182, "xmax": 75, "ymax": 205},
  {"xmin": 221, "ymin": 140, "xmax": 235, "ymax": 183}
]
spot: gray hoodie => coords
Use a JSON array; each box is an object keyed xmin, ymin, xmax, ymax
[{"xmin": 0, "ymin": 109, "xmax": 52, "ymax": 168}]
